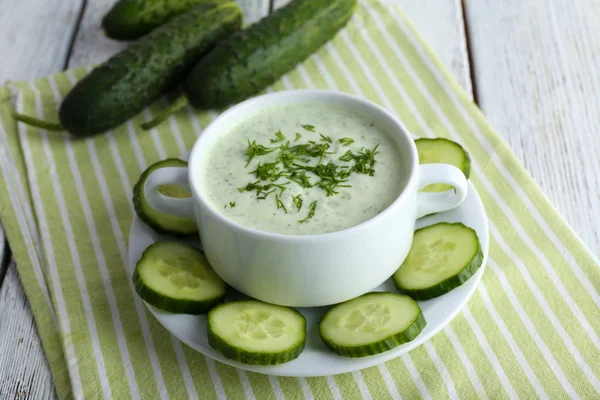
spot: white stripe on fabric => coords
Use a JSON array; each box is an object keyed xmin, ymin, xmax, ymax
[
  {"xmin": 400, "ymin": 354, "xmax": 432, "ymax": 400},
  {"xmin": 268, "ymin": 376, "xmax": 285, "ymax": 400},
  {"xmin": 297, "ymin": 378, "xmax": 315, "ymax": 400},
  {"xmin": 326, "ymin": 376, "xmax": 344, "ymax": 400},
  {"xmin": 476, "ymin": 282, "xmax": 549, "ymax": 398},
  {"xmin": 377, "ymin": 364, "xmax": 403, "ymax": 400},
  {"xmin": 203, "ymin": 358, "xmax": 227, "ymax": 400},
  {"xmin": 237, "ymin": 370, "xmax": 256, "ymax": 400},
  {"xmin": 297, "ymin": 65, "xmax": 318, "ymax": 89},
  {"xmin": 171, "ymin": 338, "xmax": 198, "ymax": 400},
  {"xmin": 385, "ymin": 4, "xmax": 600, "ymax": 305},
  {"xmin": 462, "ymin": 306, "xmax": 518, "ymax": 400},
  {"xmin": 310, "ymin": 54, "xmax": 340, "ymax": 90},
  {"xmin": 324, "ymin": 43, "xmax": 364, "ymax": 95},
  {"xmin": 0, "ymin": 117, "xmax": 58, "ymax": 331},
  {"xmin": 143, "ymin": 108, "xmax": 167, "ymax": 159},
  {"xmin": 45, "ymin": 77, "xmax": 139, "ymax": 400},
  {"xmin": 16, "ymin": 87, "xmax": 93, "ymax": 400},
  {"xmin": 352, "ymin": 371, "xmax": 373, "ymax": 400},
  {"xmin": 362, "ymin": 4, "xmax": 600, "ymax": 384},
  {"xmin": 165, "ymin": 101, "xmax": 188, "ymax": 154},
  {"xmin": 482, "ymin": 265, "xmax": 577, "ymax": 397},
  {"xmin": 443, "ymin": 326, "xmax": 487, "ymax": 400},
  {"xmin": 423, "ymin": 342, "xmax": 459, "ymax": 400}
]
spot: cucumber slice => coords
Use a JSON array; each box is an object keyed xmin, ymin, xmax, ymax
[
  {"xmin": 415, "ymin": 138, "xmax": 471, "ymax": 192},
  {"xmin": 393, "ymin": 222, "xmax": 483, "ymax": 300},
  {"xmin": 133, "ymin": 242, "xmax": 226, "ymax": 314},
  {"xmin": 208, "ymin": 300, "xmax": 306, "ymax": 365},
  {"xmin": 319, "ymin": 292, "xmax": 425, "ymax": 358},
  {"xmin": 133, "ymin": 158, "xmax": 197, "ymax": 236}
]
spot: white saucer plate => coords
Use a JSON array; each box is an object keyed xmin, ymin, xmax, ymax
[{"xmin": 128, "ymin": 181, "xmax": 488, "ymax": 377}]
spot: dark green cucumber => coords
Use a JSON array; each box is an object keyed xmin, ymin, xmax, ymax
[
  {"xmin": 416, "ymin": 138, "xmax": 471, "ymax": 192},
  {"xmin": 133, "ymin": 242, "xmax": 227, "ymax": 314},
  {"xmin": 319, "ymin": 292, "xmax": 425, "ymax": 358},
  {"xmin": 393, "ymin": 222, "xmax": 483, "ymax": 300},
  {"xmin": 208, "ymin": 300, "xmax": 307, "ymax": 365},
  {"xmin": 185, "ymin": 0, "xmax": 357, "ymax": 108},
  {"xmin": 13, "ymin": 2, "xmax": 241, "ymax": 137},
  {"xmin": 133, "ymin": 158, "xmax": 197, "ymax": 236},
  {"xmin": 102, "ymin": 0, "xmax": 229, "ymax": 40}
]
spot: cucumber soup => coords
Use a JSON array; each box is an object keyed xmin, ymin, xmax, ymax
[{"xmin": 199, "ymin": 103, "xmax": 405, "ymax": 235}]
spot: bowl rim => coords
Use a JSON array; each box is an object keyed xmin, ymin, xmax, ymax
[{"xmin": 188, "ymin": 89, "xmax": 419, "ymax": 242}]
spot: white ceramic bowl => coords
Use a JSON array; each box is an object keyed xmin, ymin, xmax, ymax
[{"xmin": 144, "ymin": 90, "xmax": 468, "ymax": 307}]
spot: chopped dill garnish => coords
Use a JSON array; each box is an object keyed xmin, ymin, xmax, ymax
[
  {"xmin": 339, "ymin": 137, "xmax": 354, "ymax": 146},
  {"xmin": 319, "ymin": 133, "xmax": 332, "ymax": 143},
  {"xmin": 292, "ymin": 194, "xmax": 303, "ymax": 211},
  {"xmin": 245, "ymin": 139, "xmax": 276, "ymax": 166},
  {"xmin": 275, "ymin": 194, "xmax": 288, "ymax": 213},
  {"xmin": 238, "ymin": 129, "xmax": 380, "ymax": 221},
  {"xmin": 229, "ymin": 202, "xmax": 235, "ymax": 208},
  {"xmin": 298, "ymin": 201, "xmax": 317, "ymax": 223},
  {"xmin": 270, "ymin": 130, "xmax": 285, "ymax": 143}
]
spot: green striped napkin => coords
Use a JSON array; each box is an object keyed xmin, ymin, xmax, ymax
[{"xmin": 1, "ymin": 1, "xmax": 598, "ymax": 398}]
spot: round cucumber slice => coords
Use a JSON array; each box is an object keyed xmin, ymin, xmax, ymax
[
  {"xmin": 393, "ymin": 222, "xmax": 483, "ymax": 300},
  {"xmin": 319, "ymin": 292, "xmax": 425, "ymax": 358},
  {"xmin": 208, "ymin": 300, "xmax": 306, "ymax": 365},
  {"xmin": 133, "ymin": 242, "xmax": 226, "ymax": 314},
  {"xmin": 133, "ymin": 158, "xmax": 197, "ymax": 236},
  {"xmin": 415, "ymin": 138, "xmax": 471, "ymax": 192}
]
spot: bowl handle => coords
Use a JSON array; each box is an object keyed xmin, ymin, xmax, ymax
[
  {"xmin": 416, "ymin": 164, "xmax": 469, "ymax": 219},
  {"xmin": 143, "ymin": 167, "xmax": 196, "ymax": 220}
]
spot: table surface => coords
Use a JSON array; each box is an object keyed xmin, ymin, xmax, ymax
[{"xmin": 0, "ymin": 0, "xmax": 598, "ymax": 398}]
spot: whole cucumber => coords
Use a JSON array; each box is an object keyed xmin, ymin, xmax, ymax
[
  {"xmin": 102, "ymin": 0, "xmax": 229, "ymax": 40},
  {"xmin": 184, "ymin": 0, "xmax": 357, "ymax": 108},
  {"xmin": 59, "ymin": 2, "xmax": 241, "ymax": 137}
]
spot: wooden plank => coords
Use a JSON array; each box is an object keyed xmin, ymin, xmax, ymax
[
  {"xmin": 68, "ymin": 0, "xmax": 271, "ymax": 67},
  {"xmin": 0, "ymin": 262, "xmax": 57, "ymax": 400},
  {"xmin": 0, "ymin": 0, "xmax": 83, "ymax": 82},
  {"xmin": 272, "ymin": 0, "xmax": 472, "ymax": 96},
  {"xmin": 464, "ymin": 0, "xmax": 600, "ymax": 252}
]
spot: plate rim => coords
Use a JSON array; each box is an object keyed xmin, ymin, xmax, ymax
[{"xmin": 128, "ymin": 181, "xmax": 488, "ymax": 377}]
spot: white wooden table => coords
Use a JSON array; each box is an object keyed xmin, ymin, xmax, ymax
[{"xmin": 0, "ymin": 0, "xmax": 598, "ymax": 397}]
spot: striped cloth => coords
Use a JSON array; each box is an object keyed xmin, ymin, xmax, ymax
[{"xmin": 1, "ymin": 1, "xmax": 599, "ymax": 398}]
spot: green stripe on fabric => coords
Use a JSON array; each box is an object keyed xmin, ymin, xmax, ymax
[
  {"xmin": 333, "ymin": 372, "xmax": 368, "ymax": 399},
  {"xmin": 246, "ymin": 372, "xmax": 277, "ymax": 400},
  {"xmin": 304, "ymin": 376, "xmax": 335, "ymax": 400},
  {"xmin": 182, "ymin": 351, "xmax": 219, "ymax": 400},
  {"xmin": 214, "ymin": 362, "xmax": 249, "ymax": 400}
]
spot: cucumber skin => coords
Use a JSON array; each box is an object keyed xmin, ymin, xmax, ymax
[
  {"xmin": 393, "ymin": 224, "xmax": 484, "ymax": 301},
  {"xmin": 60, "ymin": 3, "xmax": 242, "ymax": 137},
  {"xmin": 133, "ymin": 245, "xmax": 226, "ymax": 314},
  {"xmin": 102, "ymin": 0, "xmax": 228, "ymax": 40},
  {"xmin": 208, "ymin": 301, "xmax": 306, "ymax": 365},
  {"xmin": 132, "ymin": 158, "xmax": 197, "ymax": 236},
  {"xmin": 185, "ymin": 0, "xmax": 357, "ymax": 108},
  {"xmin": 319, "ymin": 293, "xmax": 426, "ymax": 358}
]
